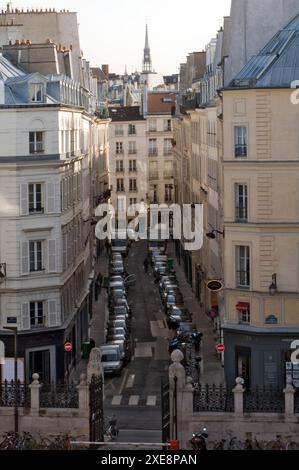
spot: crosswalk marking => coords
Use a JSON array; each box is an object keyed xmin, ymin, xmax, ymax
[
  {"xmin": 111, "ymin": 395, "xmax": 122, "ymax": 406},
  {"xmin": 146, "ymin": 396, "xmax": 157, "ymax": 406},
  {"xmin": 128, "ymin": 395, "xmax": 140, "ymax": 406}
]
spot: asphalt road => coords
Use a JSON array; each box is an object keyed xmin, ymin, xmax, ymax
[{"xmin": 104, "ymin": 241, "xmax": 169, "ymax": 443}]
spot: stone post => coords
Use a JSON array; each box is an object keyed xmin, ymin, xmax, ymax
[
  {"xmin": 284, "ymin": 377, "xmax": 295, "ymax": 416},
  {"xmin": 169, "ymin": 350, "xmax": 186, "ymax": 448},
  {"xmin": 87, "ymin": 348, "xmax": 103, "ymax": 383},
  {"xmin": 29, "ymin": 373, "xmax": 41, "ymax": 414},
  {"xmin": 77, "ymin": 374, "xmax": 89, "ymax": 411},
  {"xmin": 233, "ymin": 377, "xmax": 245, "ymax": 414}
]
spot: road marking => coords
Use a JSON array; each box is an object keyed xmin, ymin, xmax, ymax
[
  {"xmin": 111, "ymin": 395, "xmax": 122, "ymax": 406},
  {"xmin": 119, "ymin": 367, "xmax": 129, "ymax": 395},
  {"xmin": 125, "ymin": 374, "xmax": 135, "ymax": 389},
  {"xmin": 105, "ymin": 379, "xmax": 117, "ymax": 393},
  {"xmin": 146, "ymin": 396, "xmax": 157, "ymax": 406},
  {"xmin": 135, "ymin": 343, "xmax": 153, "ymax": 358},
  {"xmin": 128, "ymin": 395, "xmax": 140, "ymax": 406}
]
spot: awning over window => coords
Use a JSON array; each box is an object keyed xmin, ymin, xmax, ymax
[{"xmin": 236, "ymin": 302, "xmax": 250, "ymax": 311}]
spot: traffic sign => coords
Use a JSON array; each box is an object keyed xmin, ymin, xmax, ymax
[
  {"xmin": 216, "ymin": 344, "xmax": 225, "ymax": 354},
  {"xmin": 207, "ymin": 280, "xmax": 223, "ymax": 292},
  {"xmin": 64, "ymin": 342, "xmax": 72, "ymax": 353}
]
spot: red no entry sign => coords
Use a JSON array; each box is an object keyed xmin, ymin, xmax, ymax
[
  {"xmin": 216, "ymin": 344, "xmax": 225, "ymax": 354},
  {"xmin": 64, "ymin": 342, "xmax": 72, "ymax": 352}
]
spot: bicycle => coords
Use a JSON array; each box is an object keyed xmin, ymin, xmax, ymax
[
  {"xmin": 265, "ymin": 436, "xmax": 286, "ymax": 451},
  {"xmin": 213, "ymin": 439, "xmax": 226, "ymax": 450},
  {"xmin": 286, "ymin": 441, "xmax": 299, "ymax": 450},
  {"xmin": 104, "ymin": 416, "xmax": 119, "ymax": 441},
  {"xmin": 227, "ymin": 436, "xmax": 244, "ymax": 450}
]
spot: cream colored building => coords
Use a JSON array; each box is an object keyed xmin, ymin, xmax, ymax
[
  {"xmin": 222, "ymin": 14, "xmax": 299, "ymax": 388},
  {"xmin": 109, "ymin": 106, "xmax": 147, "ymax": 218},
  {"xmin": 146, "ymin": 92, "xmax": 176, "ymax": 204}
]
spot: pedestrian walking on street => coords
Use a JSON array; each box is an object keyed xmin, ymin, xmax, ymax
[{"xmin": 143, "ymin": 257, "xmax": 149, "ymax": 274}]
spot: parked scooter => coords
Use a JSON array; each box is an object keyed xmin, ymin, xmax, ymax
[{"xmin": 189, "ymin": 428, "xmax": 209, "ymax": 451}]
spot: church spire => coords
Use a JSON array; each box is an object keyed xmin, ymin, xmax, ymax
[{"xmin": 142, "ymin": 24, "xmax": 152, "ymax": 73}]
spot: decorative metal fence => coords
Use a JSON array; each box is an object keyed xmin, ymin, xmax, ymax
[
  {"xmin": 39, "ymin": 382, "xmax": 79, "ymax": 409},
  {"xmin": 0, "ymin": 381, "xmax": 30, "ymax": 408},
  {"xmin": 194, "ymin": 384, "xmax": 234, "ymax": 412},
  {"xmin": 244, "ymin": 386, "xmax": 285, "ymax": 413},
  {"xmin": 295, "ymin": 391, "xmax": 299, "ymax": 414}
]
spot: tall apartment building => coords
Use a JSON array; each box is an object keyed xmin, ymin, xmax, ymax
[
  {"xmin": 0, "ymin": 38, "xmax": 109, "ymax": 383},
  {"xmin": 109, "ymin": 106, "xmax": 147, "ymax": 218},
  {"xmin": 222, "ymin": 14, "xmax": 299, "ymax": 389},
  {"xmin": 146, "ymin": 92, "xmax": 176, "ymax": 204}
]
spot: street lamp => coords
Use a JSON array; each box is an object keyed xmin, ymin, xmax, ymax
[
  {"xmin": 269, "ymin": 274, "xmax": 278, "ymax": 296},
  {"xmin": 3, "ymin": 326, "xmax": 18, "ymax": 434},
  {"xmin": 206, "ymin": 229, "xmax": 225, "ymax": 239}
]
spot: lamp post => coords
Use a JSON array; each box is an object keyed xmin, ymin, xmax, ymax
[
  {"xmin": 3, "ymin": 326, "xmax": 18, "ymax": 434},
  {"xmin": 173, "ymin": 376, "xmax": 178, "ymax": 441}
]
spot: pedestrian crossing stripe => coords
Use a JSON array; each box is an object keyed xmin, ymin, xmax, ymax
[{"xmin": 107, "ymin": 394, "xmax": 159, "ymax": 407}]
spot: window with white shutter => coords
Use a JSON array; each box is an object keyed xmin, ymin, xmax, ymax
[
  {"xmin": 48, "ymin": 300, "xmax": 60, "ymax": 328},
  {"xmin": 21, "ymin": 241, "xmax": 29, "ymax": 275},
  {"xmin": 21, "ymin": 303, "xmax": 30, "ymax": 331},
  {"xmin": 20, "ymin": 184, "xmax": 29, "ymax": 216},
  {"xmin": 47, "ymin": 182, "xmax": 56, "ymax": 214},
  {"xmin": 48, "ymin": 239, "xmax": 56, "ymax": 273}
]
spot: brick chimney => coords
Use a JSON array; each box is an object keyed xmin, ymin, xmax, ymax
[{"xmin": 102, "ymin": 64, "xmax": 109, "ymax": 77}]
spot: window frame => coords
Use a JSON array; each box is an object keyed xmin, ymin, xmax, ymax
[
  {"xmin": 29, "ymin": 131, "xmax": 44, "ymax": 154},
  {"xmin": 28, "ymin": 183, "xmax": 44, "ymax": 214},
  {"xmin": 234, "ymin": 125, "xmax": 248, "ymax": 158},
  {"xmin": 235, "ymin": 245, "xmax": 250, "ymax": 288},
  {"xmin": 30, "ymin": 301, "xmax": 45, "ymax": 328},
  {"xmin": 29, "ymin": 240, "xmax": 43, "ymax": 273}
]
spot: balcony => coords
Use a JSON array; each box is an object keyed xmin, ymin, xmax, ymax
[
  {"xmin": 235, "ymin": 207, "xmax": 248, "ymax": 223},
  {"xmin": 129, "ymin": 167, "xmax": 137, "ymax": 173},
  {"xmin": 149, "ymin": 171, "xmax": 159, "ymax": 180},
  {"xmin": 164, "ymin": 170, "xmax": 174, "ymax": 179},
  {"xmin": 116, "ymin": 150, "xmax": 124, "ymax": 155},
  {"xmin": 148, "ymin": 149, "xmax": 158, "ymax": 157},
  {"xmin": 128, "ymin": 149, "xmax": 137, "ymax": 155},
  {"xmin": 0, "ymin": 263, "xmax": 6, "ymax": 282},
  {"xmin": 235, "ymin": 145, "xmax": 247, "ymax": 158},
  {"xmin": 163, "ymin": 149, "xmax": 173, "ymax": 156},
  {"xmin": 29, "ymin": 207, "xmax": 45, "ymax": 215}
]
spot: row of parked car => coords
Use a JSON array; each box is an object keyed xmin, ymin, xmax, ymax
[
  {"xmin": 100, "ymin": 250, "xmax": 136, "ymax": 376},
  {"xmin": 149, "ymin": 248, "xmax": 203, "ymax": 360}
]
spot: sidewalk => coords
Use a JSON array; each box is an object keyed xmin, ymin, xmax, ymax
[
  {"xmin": 72, "ymin": 251, "xmax": 109, "ymax": 380},
  {"xmin": 167, "ymin": 242, "xmax": 225, "ymax": 385}
]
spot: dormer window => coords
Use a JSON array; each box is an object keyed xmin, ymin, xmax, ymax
[{"xmin": 30, "ymin": 83, "xmax": 44, "ymax": 103}]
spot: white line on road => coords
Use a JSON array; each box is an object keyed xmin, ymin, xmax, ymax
[
  {"xmin": 119, "ymin": 367, "xmax": 129, "ymax": 395},
  {"xmin": 128, "ymin": 395, "xmax": 140, "ymax": 406},
  {"xmin": 125, "ymin": 374, "xmax": 135, "ymax": 389},
  {"xmin": 111, "ymin": 395, "xmax": 122, "ymax": 406},
  {"xmin": 146, "ymin": 396, "xmax": 157, "ymax": 406}
]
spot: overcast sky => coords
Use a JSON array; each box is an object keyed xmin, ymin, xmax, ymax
[{"xmin": 7, "ymin": 0, "xmax": 232, "ymax": 74}]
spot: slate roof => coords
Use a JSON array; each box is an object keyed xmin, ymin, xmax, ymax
[
  {"xmin": 109, "ymin": 106, "xmax": 144, "ymax": 121},
  {"xmin": 229, "ymin": 13, "xmax": 299, "ymax": 88}
]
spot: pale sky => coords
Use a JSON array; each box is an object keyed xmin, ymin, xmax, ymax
[{"xmin": 5, "ymin": 0, "xmax": 232, "ymax": 74}]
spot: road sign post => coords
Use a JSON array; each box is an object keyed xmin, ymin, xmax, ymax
[
  {"xmin": 64, "ymin": 342, "xmax": 73, "ymax": 353},
  {"xmin": 216, "ymin": 344, "xmax": 225, "ymax": 354}
]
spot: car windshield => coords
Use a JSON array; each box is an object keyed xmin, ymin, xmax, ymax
[
  {"xmin": 102, "ymin": 353, "xmax": 119, "ymax": 362},
  {"xmin": 112, "ymin": 240, "xmax": 127, "ymax": 247}
]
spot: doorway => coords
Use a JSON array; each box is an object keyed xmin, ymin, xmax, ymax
[
  {"xmin": 29, "ymin": 349, "xmax": 51, "ymax": 384},
  {"xmin": 235, "ymin": 346, "xmax": 251, "ymax": 388}
]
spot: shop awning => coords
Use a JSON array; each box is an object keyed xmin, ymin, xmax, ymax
[{"xmin": 236, "ymin": 302, "xmax": 250, "ymax": 311}]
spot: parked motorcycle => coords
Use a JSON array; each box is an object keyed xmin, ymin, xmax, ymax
[{"xmin": 189, "ymin": 428, "xmax": 208, "ymax": 451}]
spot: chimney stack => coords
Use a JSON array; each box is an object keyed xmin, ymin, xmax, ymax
[{"xmin": 102, "ymin": 64, "xmax": 109, "ymax": 77}]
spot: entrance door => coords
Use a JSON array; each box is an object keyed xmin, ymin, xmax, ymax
[
  {"xmin": 29, "ymin": 350, "xmax": 51, "ymax": 384},
  {"xmin": 235, "ymin": 347, "xmax": 251, "ymax": 388}
]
